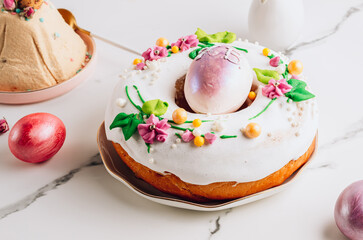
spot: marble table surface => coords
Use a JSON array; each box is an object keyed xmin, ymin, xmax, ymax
[{"xmin": 1, "ymin": 0, "xmax": 363, "ymax": 239}]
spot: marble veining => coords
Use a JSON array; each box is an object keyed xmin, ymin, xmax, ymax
[
  {"xmin": 284, "ymin": 2, "xmax": 363, "ymax": 56},
  {"xmin": 0, "ymin": 154, "xmax": 102, "ymax": 220}
]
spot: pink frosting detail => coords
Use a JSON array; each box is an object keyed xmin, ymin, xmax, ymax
[
  {"xmin": 24, "ymin": 7, "xmax": 35, "ymax": 18},
  {"xmin": 3, "ymin": 0, "xmax": 15, "ymax": 10},
  {"xmin": 205, "ymin": 133, "xmax": 217, "ymax": 144},
  {"xmin": 181, "ymin": 130, "xmax": 195, "ymax": 142},
  {"xmin": 137, "ymin": 114, "xmax": 170, "ymax": 144},
  {"xmin": 142, "ymin": 46, "xmax": 167, "ymax": 61},
  {"xmin": 135, "ymin": 62, "xmax": 146, "ymax": 70},
  {"xmin": 269, "ymin": 56, "xmax": 280, "ymax": 67},
  {"xmin": 262, "ymin": 79, "xmax": 292, "ymax": 99},
  {"xmin": 171, "ymin": 35, "xmax": 199, "ymax": 52}
]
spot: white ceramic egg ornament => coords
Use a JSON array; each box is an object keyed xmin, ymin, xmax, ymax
[
  {"xmin": 248, "ymin": 0, "xmax": 304, "ymax": 51},
  {"xmin": 184, "ymin": 45, "xmax": 253, "ymax": 114}
]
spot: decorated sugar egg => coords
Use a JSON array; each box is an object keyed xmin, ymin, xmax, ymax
[{"xmin": 184, "ymin": 45, "xmax": 253, "ymax": 114}]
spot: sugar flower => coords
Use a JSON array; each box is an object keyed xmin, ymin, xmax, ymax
[
  {"xmin": 171, "ymin": 35, "xmax": 199, "ymax": 52},
  {"xmin": 181, "ymin": 130, "xmax": 194, "ymax": 142},
  {"xmin": 137, "ymin": 114, "xmax": 170, "ymax": 144},
  {"xmin": 23, "ymin": 7, "xmax": 35, "ymax": 18},
  {"xmin": 262, "ymin": 79, "xmax": 292, "ymax": 99},
  {"xmin": 3, "ymin": 0, "xmax": 15, "ymax": 10},
  {"xmin": 204, "ymin": 133, "xmax": 216, "ymax": 144},
  {"xmin": 135, "ymin": 62, "xmax": 146, "ymax": 70},
  {"xmin": 142, "ymin": 46, "xmax": 167, "ymax": 61},
  {"xmin": 0, "ymin": 118, "xmax": 9, "ymax": 134},
  {"xmin": 269, "ymin": 56, "xmax": 280, "ymax": 67}
]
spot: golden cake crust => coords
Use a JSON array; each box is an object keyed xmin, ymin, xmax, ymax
[{"xmin": 112, "ymin": 136, "xmax": 316, "ymax": 202}]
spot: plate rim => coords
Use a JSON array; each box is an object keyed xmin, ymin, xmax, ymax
[{"xmin": 97, "ymin": 121, "xmax": 317, "ymax": 210}]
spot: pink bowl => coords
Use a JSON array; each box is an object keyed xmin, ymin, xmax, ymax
[{"xmin": 0, "ymin": 31, "xmax": 97, "ymax": 105}]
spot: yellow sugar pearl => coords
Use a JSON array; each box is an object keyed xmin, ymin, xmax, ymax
[
  {"xmin": 133, "ymin": 59, "xmax": 142, "ymax": 65},
  {"xmin": 192, "ymin": 119, "xmax": 202, "ymax": 128},
  {"xmin": 156, "ymin": 37, "xmax": 169, "ymax": 47},
  {"xmin": 262, "ymin": 48, "xmax": 270, "ymax": 57},
  {"xmin": 172, "ymin": 108, "xmax": 187, "ymax": 124},
  {"xmin": 248, "ymin": 91, "xmax": 256, "ymax": 101},
  {"xmin": 288, "ymin": 60, "xmax": 303, "ymax": 75},
  {"xmin": 244, "ymin": 123, "xmax": 261, "ymax": 139},
  {"xmin": 171, "ymin": 46, "xmax": 179, "ymax": 53},
  {"xmin": 194, "ymin": 136, "xmax": 205, "ymax": 147}
]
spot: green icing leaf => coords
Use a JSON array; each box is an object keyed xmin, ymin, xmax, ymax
[
  {"xmin": 189, "ymin": 48, "xmax": 202, "ymax": 59},
  {"xmin": 253, "ymin": 68, "xmax": 280, "ymax": 84},
  {"xmin": 110, "ymin": 113, "xmax": 143, "ymax": 141},
  {"xmin": 285, "ymin": 79, "xmax": 315, "ymax": 102},
  {"xmin": 142, "ymin": 99, "xmax": 169, "ymax": 116},
  {"xmin": 195, "ymin": 28, "xmax": 236, "ymax": 44}
]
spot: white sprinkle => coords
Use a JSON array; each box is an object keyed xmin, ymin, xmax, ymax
[
  {"xmin": 244, "ymin": 39, "xmax": 249, "ymax": 43},
  {"xmin": 206, "ymin": 112, "xmax": 212, "ymax": 117},
  {"xmin": 297, "ymin": 103, "xmax": 302, "ymax": 108},
  {"xmin": 300, "ymin": 107, "xmax": 304, "ymax": 111},
  {"xmin": 278, "ymin": 51, "xmax": 282, "ymax": 55},
  {"xmin": 148, "ymin": 158, "xmax": 154, "ymax": 163},
  {"xmin": 291, "ymin": 122, "xmax": 296, "ymax": 127},
  {"xmin": 288, "ymin": 117, "xmax": 292, "ymax": 122},
  {"xmin": 212, "ymin": 120, "xmax": 224, "ymax": 132},
  {"xmin": 293, "ymin": 112, "xmax": 296, "ymax": 115},
  {"xmin": 142, "ymin": 75, "xmax": 148, "ymax": 79},
  {"xmin": 267, "ymin": 133, "xmax": 272, "ymax": 137},
  {"xmin": 237, "ymin": 38, "xmax": 242, "ymax": 41},
  {"xmin": 295, "ymin": 122, "xmax": 299, "ymax": 127},
  {"xmin": 156, "ymin": 68, "xmax": 161, "ymax": 72},
  {"xmin": 115, "ymin": 98, "xmax": 127, "ymax": 108},
  {"xmin": 149, "ymin": 81, "xmax": 154, "ymax": 86},
  {"xmin": 161, "ymin": 58, "xmax": 167, "ymax": 62},
  {"xmin": 279, "ymin": 103, "xmax": 283, "ymax": 108},
  {"xmin": 295, "ymin": 132, "xmax": 300, "ymax": 137},
  {"xmin": 254, "ymin": 41, "xmax": 259, "ymax": 45},
  {"xmin": 298, "ymin": 112, "xmax": 303, "ymax": 116},
  {"xmin": 192, "ymin": 128, "xmax": 202, "ymax": 137},
  {"xmin": 151, "ymin": 72, "xmax": 158, "ymax": 77},
  {"xmin": 137, "ymin": 70, "xmax": 142, "ymax": 74},
  {"xmin": 286, "ymin": 107, "xmax": 291, "ymax": 111},
  {"xmin": 171, "ymin": 144, "xmax": 177, "ymax": 149},
  {"xmin": 143, "ymin": 66, "xmax": 148, "ymax": 70},
  {"xmin": 175, "ymin": 138, "xmax": 181, "ymax": 144},
  {"xmin": 149, "ymin": 147, "xmax": 154, "ymax": 153},
  {"xmin": 124, "ymin": 69, "xmax": 128, "ymax": 73},
  {"xmin": 130, "ymin": 72, "xmax": 135, "ymax": 77}
]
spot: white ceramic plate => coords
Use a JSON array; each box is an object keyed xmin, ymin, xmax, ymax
[
  {"xmin": 97, "ymin": 122, "xmax": 316, "ymax": 211},
  {"xmin": 0, "ymin": 30, "xmax": 97, "ymax": 105}
]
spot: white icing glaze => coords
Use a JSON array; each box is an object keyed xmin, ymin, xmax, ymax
[{"xmin": 105, "ymin": 40, "xmax": 318, "ymax": 185}]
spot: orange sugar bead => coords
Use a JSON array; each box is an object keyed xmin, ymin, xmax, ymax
[
  {"xmin": 171, "ymin": 46, "xmax": 179, "ymax": 53},
  {"xmin": 248, "ymin": 91, "xmax": 256, "ymax": 101},
  {"xmin": 156, "ymin": 37, "xmax": 169, "ymax": 47},
  {"xmin": 194, "ymin": 136, "xmax": 205, "ymax": 147},
  {"xmin": 243, "ymin": 123, "xmax": 261, "ymax": 139},
  {"xmin": 172, "ymin": 108, "xmax": 187, "ymax": 124},
  {"xmin": 133, "ymin": 59, "xmax": 142, "ymax": 65},
  {"xmin": 262, "ymin": 48, "xmax": 270, "ymax": 57},
  {"xmin": 288, "ymin": 60, "xmax": 303, "ymax": 75},
  {"xmin": 192, "ymin": 119, "xmax": 202, "ymax": 128}
]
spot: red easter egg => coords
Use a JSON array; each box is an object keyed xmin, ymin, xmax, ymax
[{"xmin": 8, "ymin": 113, "xmax": 66, "ymax": 163}]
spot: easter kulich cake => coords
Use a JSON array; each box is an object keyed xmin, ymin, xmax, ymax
[
  {"xmin": 105, "ymin": 29, "xmax": 318, "ymax": 202},
  {"xmin": 0, "ymin": 0, "xmax": 87, "ymax": 92}
]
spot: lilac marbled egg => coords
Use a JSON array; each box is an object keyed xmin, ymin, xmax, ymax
[{"xmin": 184, "ymin": 45, "xmax": 253, "ymax": 114}]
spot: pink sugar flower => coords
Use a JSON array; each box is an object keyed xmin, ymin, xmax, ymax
[
  {"xmin": 3, "ymin": 0, "xmax": 15, "ymax": 10},
  {"xmin": 24, "ymin": 7, "xmax": 35, "ymax": 18},
  {"xmin": 0, "ymin": 118, "xmax": 9, "ymax": 134},
  {"xmin": 137, "ymin": 114, "xmax": 170, "ymax": 144},
  {"xmin": 262, "ymin": 79, "xmax": 292, "ymax": 99},
  {"xmin": 269, "ymin": 56, "xmax": 280, "ymax": 67},
  {"xmin": 142, "ymin": 46, "xmax": 167, "ymax": 61},
  {"xmin": 205, "ymin": 133, "xmax": 216, "ymax": 144},
  {"xmin": 135, "ymin": 62, "xmax": 146, "ymax": 70},
  {"xmin": 181, "ymin": 130, "xmax": 195, "ymax": 142},
  {"xmin": 171, "ymin": 35, "xmax": 199, "ymax": 52}
]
